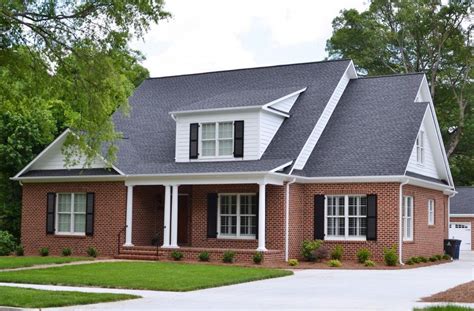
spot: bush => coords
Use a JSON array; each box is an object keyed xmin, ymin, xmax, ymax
[
  {"xmin": 301, "ymin": 240, "xmax": 323, "ymax": 261},
  {"xmin": 442, "ymin": 254, "xmax": 451, "ymax": 260},
  {"xmin": 435, "ymin": 254, "xmax": 443, "ymax": 261},
  {"xmin": 418, "ymin": 256, "xmax": 428, "ymax": 263},
  {"xmin": 62, "ymin": 247, "xmax": 72, "ymax": 257},
  {"xmin": 253, "ymin": 252, "xmax": 263, "ymax": 264},
  {"xmin": 171, "ymin": 251, "xmax": 184, "ymax": 261},
  {"xmin": 330, "ymin": 245, "xmax": 344, "ymax": 261},
  {"xmin": 0, "ymin": 231, "xmax": 16, "ymax": 256},
  {"xmin": 198, "ymin": 251, "xmax": 210, "ymax": 262},
  {"xmin": 222, "ymin": 251, "xmax": 235, "ymax": 263},
  {"xmin": 406, "ymin": 258, "xmax": 415, "ymax": 265},
  {"xmin": 429, "ymin": 256, "xmax": 438, "ymax": 262},
  {"xmin": 412, "ymin": 256, "xmax": 422, "ymax": 264},
  {"xmin": 328, "ymin": 259, "xmax": 342, "ymax": 267},
  {"xmin": 313, "ymin": 247, "xmax": 329, "ymax": 262},
  {"xmin": 86, "ymin": 247, "xmax": 98, "ymax": 258},
  {"xmin": 364, "ymin": 260, "xmax": 376, "ymax": 267},
  {"xmin": 39, "ymin": 247, "xmax": 49, "ymax": 257},
  {"xmin": 383, "ymin": 247, "xmax": 398, "ymax": 266},
  {"xmin": 356, "ymin": 248, "xmax": 371, "ymax": 263},
  {"xmin": 15, "ymin": 245, "xmax": 24, "ymax": 256},
  {"xmin": 288, "ymin": 259, "xmax": 299, "ymax": 267}
]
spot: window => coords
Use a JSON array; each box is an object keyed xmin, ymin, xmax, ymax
[
  {"xmin": 218, "ymin": 194, "xmax": 257, "ymax": 238},
  {"xmin": 326, "ymin": 195, "xmax": 367, "ymax": 240},
  {"xmin": 428, "ymin": 199, "xmax": 435, "ymax": 225},
  {"xmin": 201, "ymin": 122, "xmax": 233, "ymax": 157},
  {"xmin": 416, "ymin": 131, "xmax": 424, "ymax": 164},
  {"xmin": 403, "ymin": 196, "xmax": 414, "ymax": 241},
  {"xmin": 56, "ymin": 193, "xmax": 86, "ymax": 235}
]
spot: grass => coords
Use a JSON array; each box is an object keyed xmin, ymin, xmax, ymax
[
  {"xmin": 414, "ymin": 306, "xmax": 474, "ymax": 311},
  {"xmin": 0, "ymin": 286, "xmax": 139, "ymax": 308},
  {"xmin": 0, "ymin": 256, "xmax": 91, "ymax": 269},
  {"xmin": 0, "ymin": 261, "xmax": 293, "ymax": 291}
]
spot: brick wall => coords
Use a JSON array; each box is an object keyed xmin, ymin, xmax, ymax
[
  {"xmin": 131, "ymin": 186, "xmax": 164, "ymax": 246},
  {"xmin": 449, "ymin": 217, "xmax": 474, "ymax": 251},
  {"xmin": 21, "ymin": 182, "xmax": 126, "ymax": 257}
]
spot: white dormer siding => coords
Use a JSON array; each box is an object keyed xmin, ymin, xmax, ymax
[
  {"xmin": 264, "ymin": 89, "xmax": 305, "ymax": 113},
  {"xmin": 259, "ymin": 110, "xmax": 285, "ymax": 157}
]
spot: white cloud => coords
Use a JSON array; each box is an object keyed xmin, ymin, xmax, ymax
[{"xmin": 131, "ymin": 0, "xmax": 368, "ymax": 77}]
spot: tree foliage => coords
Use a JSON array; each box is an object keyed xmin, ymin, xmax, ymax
[{"xmin": 326, "ymin": 0, "xmax": 473, "ymax": 185}]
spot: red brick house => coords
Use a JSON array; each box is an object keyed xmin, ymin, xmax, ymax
[
  {"xmin": 449, "ymin": 187, "xmax": 473, "ymax": 251},
  {"xmin": 13, "ymin": 60, "xmax": 456, "ymax": 263}
]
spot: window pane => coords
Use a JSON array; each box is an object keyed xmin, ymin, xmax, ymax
[
  {"xmin": 327, "ymin": 217, "xmax": 335, "ymax": 236},
  {"xmin": 218, "ymin": 139, "xmax": 233, "ymax": 156},
  {"xmin": 218, "ymin": 122, "xmax": 233, "ymax": 139},
  {"xmin": 338, "ymin": 218, "xmax": 345, "ymax": 236},
  {"xmin": 202, "ymin": 141, "xmax": 216, "ymax": 156},
  {"xmin": 58, "ymin": 214, "xmax": 71, "ymax": 232},
  {"xmin": 58, "ymin": 194, "xmax": 71, "ymax": 213},
  {"xmin": 74, "ymin": 214, "xmax": 86, "ymax": 233},
  {"xmin": 74, "ymin": 194, "xmax": 86, "ymax": 213},
  {"xmin": 202, "ymin": 123, "xmax": 215, "ymax": 139}
]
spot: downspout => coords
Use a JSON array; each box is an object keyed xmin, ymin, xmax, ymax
[
  {"xmin": 447, "ymin": 192, "xmax": 456, "ymax": 239},
  {"xmin": 285, "ymin": 178, "xmax": 297, "ymax": 262},
  {"xmin": 399, "ymin": 178, "xmax": 409, "ymax": 265}
]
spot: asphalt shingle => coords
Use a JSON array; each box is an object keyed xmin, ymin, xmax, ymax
[{"xmin": 451, "ymin": 187, "xmax": 474, "ymax": 214}]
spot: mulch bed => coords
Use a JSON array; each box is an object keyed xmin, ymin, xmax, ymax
[{"xmin": 421, "ymin": 281, "xmax": 474, "ymax": 303}]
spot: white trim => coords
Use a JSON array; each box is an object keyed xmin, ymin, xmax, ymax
[
  {"xmin": 55, "ymin": 192, "xmax": 87, "ymax": 236},
  {"xmin": 324, "ymin": 194, "xmax": 368, "ymax": 241},
  {"xmin": 402, "ymin": 195, "xmax": 414, "ymax": 241},
  {"xmin": 428, "ymin": 199, "xmax": 435, "ymax": 225},
  {"xmin": 450, "ymin": 214, "xmax": 474, "ymax": 218},
  {"xmin": 216, "ymin": 193, "xmax": 257, "ymax": 240},
  {"xmin": 199, "ymin": 121, "xmax": 234, "ymax": 159},
  {"xmin": 270, "ymin": 161, "xmax": 293, "ymax": 173}
]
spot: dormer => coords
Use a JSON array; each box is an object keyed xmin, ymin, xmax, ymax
[{"xmin": 171, "ymin": 87, "xmax": 306, "ymax": 162}]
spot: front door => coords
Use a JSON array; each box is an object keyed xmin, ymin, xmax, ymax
[{"xmin": 178, "ymin": 195, "xmax": 189, "ymax": 245}]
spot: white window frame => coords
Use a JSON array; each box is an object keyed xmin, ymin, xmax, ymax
[
  {"xmin": 324, "ymin": 195, "xmax": 367, "ymax": 241},
  {"xmin": 403, "ymin": 196, "xmax": 414, "ymax": 241},
  {"xmin": 428, "ymin": 199, "xmax": 435, "ymax": 226},
  {"xmin": 416, "ymin": 130, "xmax": 425, "ymax": 165},
  {"xmin": 199, "ymin": 121, "xmax": 234, "ymax": 159},
  {"xmin": 217, "ymin": 193, "xmax": 257, "ymax": 239},
  {"xmin": 55, "ymin": 192, "xmax": 86, "ymax": 236}
]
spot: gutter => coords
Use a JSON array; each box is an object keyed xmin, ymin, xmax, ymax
[
  {"xmin": 399, "ymin": 178, "xmax": 409, "ymax": 265},
  {"xmin": 284, "ymin": 177, "xmax": 297, "ymax": 262},
  {"xmin": 447, "ymin": 192, "xmax": 456, "ymax": 238}
]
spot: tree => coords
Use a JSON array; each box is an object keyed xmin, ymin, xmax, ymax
[{"xmin": 326, "ymin": 0, "xmax": 473, "ymax": 185}]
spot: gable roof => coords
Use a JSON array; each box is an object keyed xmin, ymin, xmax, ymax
[
  {"xmin": 451, "ymin": 187, "xmax": 474, "ymax": 215},
  {"xmin": 296, "ymin": 73, "xmax": 427, "ymax": 177}
]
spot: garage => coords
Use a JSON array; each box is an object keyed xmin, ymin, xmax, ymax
[{"xmin": 449, "ymin": 222, "xmax": 472, "ymax": 251}]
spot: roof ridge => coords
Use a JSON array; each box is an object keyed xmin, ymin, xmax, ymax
[
  {"xmin": 146, "ymin": 59, "xmax": 351, "ymax": 80},
  {"xmin": 359, "ymin": 72, "xmax": 425, "ymax": 79}
]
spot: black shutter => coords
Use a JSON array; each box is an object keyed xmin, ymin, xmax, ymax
[
  {"xmin": 255, "ymin": 193, "xmax": 259, "ymax": 239},
  {"xmin": 85, "ymin": 193, "xmax": 95, "ymax": 236},
  {"xmin": 366, "ymin": 194, "xmax": 377, "ymax": 241},
  {"xmin": 207, "ymin": 193, "xmax": 218, "ymax": 238},
  {"xmin": 233, "ymin": 120, "xmax": 244, "ymax": 158},
  {"xmin": 46, "ymin": 193, "xmax": 56, "ymax": 234},
  {"xmin": 189, "ymin": 123, "xmax": 199, "ymax": 159},
  {"xmin": 314, "ymin": 195, "xmax": 325, "ymax": 240}
]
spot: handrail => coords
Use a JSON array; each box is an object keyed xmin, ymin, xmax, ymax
[{"xmin": 117, "ymin": 225, "xmax": 127, "ymax": 255}]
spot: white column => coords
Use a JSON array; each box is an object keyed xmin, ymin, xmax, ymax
[
  {"xmin": 170, "ymin": 185, "xmax": 180, "ymax": 248},
  {"xmin": 257, "ymin": 183, "xmax": 267, "ymax": 251},
  {"xmin": 124, "ymin": 185, "xmax": 134, "ymax": 246},
  {"xmin": 162, "ymin": 185, "xmax": 171, "ymax": 248}
]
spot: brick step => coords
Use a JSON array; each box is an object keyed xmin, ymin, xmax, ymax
[
  {"xmin": 115, "ymin": 254, "xmax": 160, "ymax": 261},
  {"xmin": 119, "ymin": 249, "xmax": 162, "ymax": 256},
  {"xmin": 121, "ymin": 245, "xmax": 160, "ymax": 252}
]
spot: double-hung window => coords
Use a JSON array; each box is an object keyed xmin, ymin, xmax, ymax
[
  {"xmin": 326, "ymin": 195, "xmax": 367, "ymax": 240},
  {"xmin": 201, "ymin": 122, "xmax": 233, "ymax": 157},
  {"xmin": 56, "ymin": 193, "xmax": 86, "ymax": 235},
  {"xmin": 403, "ymin": 196, "xmax": 414, "ymax": 241},
  {"xmin": 428, "ymin": 199, "xmax": 435, "ymax": 226},
  {"xmin": 416, "ymin": 131, "xmax": 424, "ymax": 164},
  {"xmin": 218, "ymin": 194, "xmax": 257, "ymax": 239}
]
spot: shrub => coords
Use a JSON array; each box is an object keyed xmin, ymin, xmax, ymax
[
  {"xmin": 356, "ymin": 248, "xmax": 371, "ymax": 264},
  {"xmin": 171, "ymin": 251, "xmax": 184, "ymax": 261},
  {"xmin": 429, "ymin": 256, "xmax": 438, "ymax": 262},
  {"xmin": 222, "ymin": 251, "xmax": 235, "ymax": 263},
  {"xmin": 288, "ymin": 259, "xmax": 299, "ymax": 267},
  {"xmin": 39, "ymin": 247, "xmax": 49, "ymax": 257},
  {"xmin": 328, "ymin": 259, "xmax": 342, "ymax": 267},
  {"xmin": 383, "ymin": 247, "xmax": 398, "ymax": 266},
  {"xmin": 435, "ymin": 254, "xmax": 443, "ymax": 261},
  {"xmin": 15, "ymin": 245, "xmax": 24, "ymax": 256},
  {"xmin": 301, "ymin": 240, "xmax": 323, "ymax": 261},
  {"xmin": 253, "ymin": 252, "xmax": 263, "ymax": 264},
  {"xmin": 86, "ymin": 247, "xmax": 98, "ymax": 258},
  {"xmin": 406, "ymin": 258, "xmax": 415, "ymax": 265},
  {"xmin": 418, "ymin": 256, "xmax": 428, "ymax": 263},
  {"xmin": 62, "ymin": 247, "xmax": 72, "ymax": 257},
  {"xmin": 412, "ymin": 256, "xmax": 422, "ymax": 264},
  {"xmin": 198, "ymin": 251, "xmax": 210, "ymax": 262},
  {"xmin": 330, "ymin": 245, "xmax": 344, "ymax": 261},
  {"xmin": 364, "ymin": 260, "xmax": 376, "ymax": 267},
  {"xmin": 442, "ymin": 254, "xmax": 451, "ymax": 260},
  {"xmin": 0, "ymin": 231, "xmax": 16, "ymax": 256},
  {"xmin": 313, "ymin": 247, "xmax": 329, "ymax": 262}
]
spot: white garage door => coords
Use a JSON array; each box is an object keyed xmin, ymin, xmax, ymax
[{"xmin": 449, "ymin": 222, "xmax": 472, "ymax": 251}]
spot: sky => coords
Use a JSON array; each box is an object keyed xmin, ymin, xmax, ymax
[{"xmin": 131, "ymin": 0, "xmax": 369, "ymax": 77}]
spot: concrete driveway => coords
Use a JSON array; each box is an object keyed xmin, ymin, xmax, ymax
[{"xmin": 2, "ymin": 252, "xmax": 473, "ymax": 311}]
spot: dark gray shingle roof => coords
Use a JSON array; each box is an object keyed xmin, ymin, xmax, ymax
[
  {"xmin": 451, "ymin": 187, "xmax": 474, "ymax": 215},
  {"xmin": 297, "ymin": 73, "xmax": 427, "ymax": 177},
  {"xmin": 113, "ymin": 60, "xmax": 351, "ymax": 174}
]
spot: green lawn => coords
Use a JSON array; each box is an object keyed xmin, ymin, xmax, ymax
[
  {"xmin": 0, "ymin": 256, "xmax": 91, "ymax": 269},
  {"xmin": 0, "ymin": 261, "xmax": 292, "ymax": 291},
  {"xmin": 0, "ymin": 286, "xmax": 139, "ymax": 308},
  {"xmin": 415, "ymin": 306, "xmax": 474, "ymax": 311}
]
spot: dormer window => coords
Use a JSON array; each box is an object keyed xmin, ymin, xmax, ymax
[
  {"xmin": 201, "ymin": 122, "xmax": 233, "ymax": 157},
  {"xmin": 416, "ymin": 131, "xmax": 424, "ymax": 164}
]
